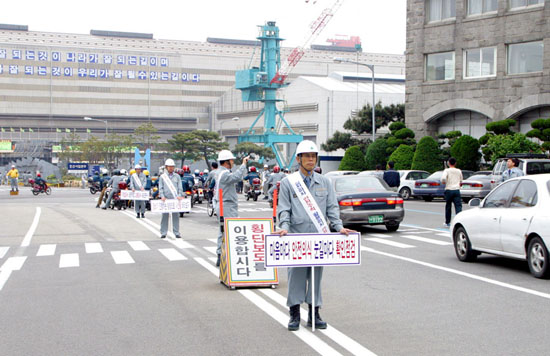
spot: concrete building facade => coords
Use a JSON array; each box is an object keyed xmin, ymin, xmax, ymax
[{"xmin": 406, "ymin": 0, "xmax": 550, "ymax": 139}]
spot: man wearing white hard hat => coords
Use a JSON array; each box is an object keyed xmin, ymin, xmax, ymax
[
  {"xmin": 7, "ymin": 165, "xmax": 19, "ymax": 192},
  {"xmin": 130, "ymin": 164, "xmax": 147, "ymax": 218},
  {"xmin": 213, "ymin": 150, "xmax": 250, "ymax": 267},
  {"xmin": 158, "ymin": 158, "xmax": 183, "ymax": 238},
  {"xmin": 275, "ymin": 140, "xmax": 354, "ymax": 331}
]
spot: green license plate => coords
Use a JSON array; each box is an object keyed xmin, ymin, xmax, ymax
[
  {"xmin": 421, "ymin": 184, "xmax": 429, "ymax": 188},
  {"xmin": 368, "ymin": 215, "xmax": 384, "ymax": 224}
]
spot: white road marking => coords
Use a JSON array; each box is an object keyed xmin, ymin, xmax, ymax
[
  {"xmin": 111, "ymin": 251, "xmax": 135, "ymax": 264},
  {"xmin": 128, "ymin": 241, "xmax": 150, "ymax": 251},
  {"xmin": 362, "ymin": 246, "xmax": 550, "ymax": 300},
  {"xmin": 0, "ymin": 247, "xmax": 9, "ymax": 259},
  {"xmin": 401, "ymin": 223, "xmax": 449, "ymax": 233},
  {"xmin": 437, "ymin": 233, "xmax": 451, "ymax": 238},
  {"xmin": 158, "ymin": 248, "xmax": 187, "ymax": 261},
  {"xmin": 367, "ymin": 233, "xmax": 391, "ymax": 238},
  {"xmin": 208, "ymin": 257, "xmax": 217, "ymax": 263},
  {"xmin": 85, "ymin": 242, "xmax": 103, "ymax": 254},
  {"xmin": 0, "ymin": 270, "xmax": 13, "ymax": 291},
  {"xmin": 207, "ymin": 238, "xmax": 217, "ymax": 244},
  {"xmin": 203, "ymin": 246, "xmax": 217, "ymax": 255},
  {"xmin": 399, "ymin": 235, "xmax": 452, "ymax": 246},
  {"xmin": 59, "ymin": 253, "xmax": 79, "ymax": 268},
  {"xmin": 365, "ymin": 238, "xmax": 415, "ymax": 249},
  {"xmin": 193, "ymin": 257, "xmax": 346, "ymax": 356},
  {"xmin": 36, "ymin": 244, "xmax": 57, "ymax": 256},
  {"xmin": 20, "ymin": 207, "xmax": 41, "ymax": 247},
  {"xmin": 1, "ymin": 256, "xmax": 27, "ymax": 271}
]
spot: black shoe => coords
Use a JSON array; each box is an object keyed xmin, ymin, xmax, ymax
[
  {"xmin": 101, "ymin": 207, "xmax": 107, "ymax": 210},
  {"xmin": 216, "ymin": 254, "xmax": 221, "ymax": 267},
  {"xmin": 160, "ymin": 235, "xmax": 166, "ymax": 239},
  {"xmin": 263, "ymin": 196, "xmax": 269, "ymax": 200},
  {"xmin": 306, "ymin": 305, "xmax": 327, "ymax": 329},
  {"xmin": 136, "ymin": 214, "xmax": 140, "ymax": 218},
  {"xmin": 141, "ymin": 213, "xmax": 145, "ymax": 218},
  {"xmin": 175, "ymin": 235, "xmax": 181, "ymax": 239},
  {"xmin": 288, "ymin": 305, "xmax": 301, "ymax": 331}
]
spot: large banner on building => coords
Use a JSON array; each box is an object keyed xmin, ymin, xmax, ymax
[
  {"xmin": 150, "ymin": 199, "xmax": 191, "ymax": 213},
  {"xmin": 264, "ymin": 232, "xmax": 361, "ymax": 267}
]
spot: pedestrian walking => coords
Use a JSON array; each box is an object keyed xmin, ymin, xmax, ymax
[
  {"xmin": 441, "ymin": 157, "xmax": 463, "ymax": 228},
  {"xmin": 274, "ymin": 140, "xmax": 354, "ymax": 331},
  {"xmin": 130, "ymin": 164, "xmax": 147, "ymax": 218},
  {"xmin": 501, "ymin": 158, "xmax": 524, "ymax": 182},
  {"xmin": 158, "ymin": 159, "xmax": 183, "ymax": 239},
  {"xmin": 383, "ymin": 161, "xmax": 400, "ymax": 191},
  {"xmin": 6, "ymin": 165, "xmax": 19, "ymax": 192}
]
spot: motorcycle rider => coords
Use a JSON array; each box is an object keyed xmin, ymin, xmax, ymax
[
  {"xmin": 214, "ymin": 150, "xmax": 249, "ymax": 267},
  {"xmin": 181, "ymin": 166, "xmax": 195, "ymax": 193},
  {"xmin": 267, "ymin": 166, "xmax": 285, "ymax": 201},
  {"xmin": 243, "ymin": 166, "xmax": 260, "ymax": 196},
  {"xmin": 102, "ymin": 169, "xmax": 124, "ymax": 210},
  {"xmin": 159, "ymin": 159, "xmax": 183, "ymax": 239},
  {"xmin": 261, "ymin": 164, "xmax": 271, "ymax": 200},
  {"xmin": 7, "ymin": 165, "xmax": 19, "ymax": 192},
  {"xmin": 130, "ymin": 164, "xmax": 147, "ymax": 218},
  {"xmin": 204, "ymin": 162, "xmax": 218, "ymax": 202},
  {"xmin": 95, "ymin": 168, "xmax": 110, "ymax": 208},
  {"xmin": 34, "ymin": 173, "xmax": 47, "ymax": 191}
]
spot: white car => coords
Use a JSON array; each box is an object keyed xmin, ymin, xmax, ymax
[
  {"xmin": 451, "ymin": 174, "xmax": 550, "ymax": 278},
  {"xmin": 397, "ymin": 170, "xmax": 430, "ymax": 200}
]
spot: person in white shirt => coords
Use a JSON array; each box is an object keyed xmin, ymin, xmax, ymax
[
  {"xmin": 502, "ymin": 158, "xmax": 524, "ymax": 182},
  {"xmin": 441, "ymin": 157, "xmax": 463, "ymax": 227}
]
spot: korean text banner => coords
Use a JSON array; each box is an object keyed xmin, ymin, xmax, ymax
[
  {"xmin": 264, "ymin": 232, "xmax": 361, "ymax": 267},
  {"xmin": 150, "ymin": 199, "xmax": 191, "ymax": 213},
  {"xmin": 120, "ymin": 190, "xmax": 150, "ymax": 201}
]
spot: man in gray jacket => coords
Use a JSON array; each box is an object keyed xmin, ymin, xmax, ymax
[
  {"xmin": 274, "ymin": 140, "xmax": 354, "ymax": 331},
  {"xmin": 159, "ymin": 159, "xmax": 183, "ymax": 239},
  {"xmin": 102, "ymin": 170, "xmax": 124, "ymax": 209},
  {"xmin": 130, "ymin": 164, "xmax": 147, "ymax": 219},
  {"xmin": 214, "ymin": 150, "xmax": 249, "ymax": 267}
]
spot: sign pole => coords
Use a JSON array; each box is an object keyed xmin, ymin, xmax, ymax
[
  {"xmin": 311, "ymin": 266, "xmax": 315, "ymax": 332},
  {"xmin": 272, "ymin": 188, "xmax": 278, "ymax": 225}
]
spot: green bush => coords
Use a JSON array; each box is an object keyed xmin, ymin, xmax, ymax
[
  {"xmin": 394, "ymin": 128, "xmax": 415, "ymax": 140},
  {"xmin": 339, "ymin": 145, "xmax": 367, "ymax": 171},
  {"xmin": 486, "ymin": 119, "xmax": 516, "ymax": 135},
  {"xmin": 412, "ymin": 136, "xmax": 442, "ymax": 173},
  {"xmin": 485, "ymin": 133, "xmax": 541, "ymax": 164},
  {"xmin": 389, "ymin": 144, "xmax": 414, "ymax": 170},
  {"xmin": 365, "ymin": 138, "xmax": 388, "ymax": 170},
  {"xmin": 450, "ymin": 135, "xmax": 481, "ymax": 171},
  {"xmin": 388, "ymin": 121, "xmax": 406, "ymax": 132}
]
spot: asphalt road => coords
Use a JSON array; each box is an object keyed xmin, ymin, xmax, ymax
[{"xmin": 1, "ymin": 186, "xmax": 549, "ymax": 356}]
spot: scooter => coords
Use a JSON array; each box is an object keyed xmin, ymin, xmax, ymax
[
  {"xmin": 246, "ymin": 177, "xmax": 262, "ymax": 201},
  {"xmin": 87, "ymin": 177, "xmax": 100, "ymax": 194},
  {"xmin": 29, "ymin": 179, "xmax": 51, "ymax": 195}
]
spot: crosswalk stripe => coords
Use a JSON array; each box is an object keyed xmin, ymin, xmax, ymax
[
  {"xmin": 1, "ymin": 256, "xmax": 27, "ymax": 271},
  {"xmin": 36, "ymin": 244, "xmax": 56, "ymax": 256},
  {"xmin": 207, "ymin": 238, "xmax": 217, "ymax": 244},
  {"xmin": 128, "ymin": 241, "xmax": 150, "ymax": 251},
  {"xmin": 203, "ymin": 246, "xmax": 217, "ymax": 255},
  {"xmin": 399, "ymin": 235, "xmax": 452, "ymax": 246},
  {"xmin": 208, "ymin": 256, "xmax": 217, "ymax": 263},
  {"xmin": 59, "ymin": 253, "xmax": 79, "ymax": 268},
  {"xmin": 85, "ymin": 243, "xmax": 103, "ymax": 254},
  {"xmin": 111, "ymin": 251, "xmax": 135, "ymax": 264},
  {"xmin": 367, "ymin": 233, "xmax": 391, "ymax": 238},
  {"xmin": 0, "ymin": 247, "xmax": 9, "ymax": 259},
  {"xmin": 158, "ymin": 248, "xmax": 187, "ymax": 261},
  {"xmin": 437, "ymin": 233, "xmax": 450, "ymax": 238},
  {"xmin": 365, "ymin": 238, "xmax": 415, "ymax": 249}
]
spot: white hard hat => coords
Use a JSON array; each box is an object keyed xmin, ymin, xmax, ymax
[
  {"xmin": 194, "ymin": 169, "xmax": 200, "ymax": 174},
  {"xmin": 203, "ymin": 169, "xmax": 209, "ymax": 173},
  {"xmin": 264, "ymin": 164, "xmax": 268, "ymax": 168},
  {"xmin": 134, "ymin": 164, "xmax": 142, "ymax": 169},
  {"xmin": 120, "ymin": 169, "xmax": 128, "ymax": 175},
  {"xmin": 11, "ymin": 165, "xmax": 15, "ymax": 168},
  {"xmin": 296, "ymin": 140, "xmax": 319, "ymax": 156},
  {"xmin": 165, "ymin": 158, "xmax": 175, "ymax": 166},
  {"xmin": 217, "ymin": 150, "xmax": 236, "ymax": 161}
]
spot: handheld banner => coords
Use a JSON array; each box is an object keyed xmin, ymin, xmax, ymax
[
  {"xmin": 264, "ymin": 232, "xmax": 361, "ymax": 267},
  {"xmin": 150, "ymin": 199, "xmax": 191, "ymax": 213},
  {"xmin": 220, "ymin": 218, "xmax": 278, "ymax": 288},
  {"xmin": 120, "ymin": 190, "xmax": 150, "ymax": 201}
]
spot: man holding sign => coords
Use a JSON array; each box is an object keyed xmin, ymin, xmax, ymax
[
  {"xmin": 130, "ymin": 164, "xmax": 147, "ymax": 218},
  {"xmin": 275, "ymin": 140, "xmax": 354, "ymax": 331},
  {"xmin": 158, "ymin": 159, "xmax": 183, "ymax": 239}
]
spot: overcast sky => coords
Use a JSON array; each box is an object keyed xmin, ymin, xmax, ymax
[{"xmin": 2, "ymin": 0, "xmax": 405, "ymax": 55}]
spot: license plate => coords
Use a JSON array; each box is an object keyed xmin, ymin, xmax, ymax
[
  {"xmin": 368, "ymin": 215, "xmax": 384, "ymax": 224},
  {"xmin": 461, "ymin": 184, "xmax": 469, "ymax": 188},
  {"xmin": 421, "ymin": 184, "xmax": 429, "ymax": 188}
]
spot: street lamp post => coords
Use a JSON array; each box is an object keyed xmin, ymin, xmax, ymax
[
  {"xmin": 334, "ymin": 58, "xmax": 376, "ymax": 142},
  {"xmin": 219, "ymin": 117, "xmax": 240, "ymax": 141},
  {"xmin": 83, "ymin": 117, "xmax": 109, "ymax": 136}
]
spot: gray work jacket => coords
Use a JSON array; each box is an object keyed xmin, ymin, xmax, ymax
[
  {"xmin": 158, "ymin": 172, "xmax": 183, "ymax": 199},
  {"xmin": 216, "ymin": 164, "xmax": 246, "ymax": 217},
  {"xmin": 130, "ymin": 172, "xmax": 147, "ymax": 190}
]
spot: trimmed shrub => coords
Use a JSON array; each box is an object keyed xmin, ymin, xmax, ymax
[
  {"xmin": 388, "ymin": 121, "xmax": 406, "ymax": 132},
  {"xmin": 394, "ymin": 128, "xmax": 415, "ymax": 140},
  {"xmin": 485, "ymin": 133, "xmax": 541, "ymax": 164},
  {"xmin": 365, "ymin": 138, "xmax": 388, "ymax": 170},
  {"xmin": 339, "ymin": 145, "xmax": 367, "ymax": 171},
  {"xmin": 389, "ymin": 144, "xmax": 414, "ymax": 170},
  {"xmin": 412, "ymin": 136, "xmax": 442, "ymax": 173},
  {"xmin": 450, "ymin": 135, "xmax": 481, "ymax": 171}
]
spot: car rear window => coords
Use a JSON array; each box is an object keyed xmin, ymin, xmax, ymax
[
  {"xmin": 335, "ymin": 176, "xmax": 388, "ymax": 192},
  {"xmin": 466, "ymin": 175, "xmax": 490, "ymax": 181},
  {"xmin": 526, "ymin": 162, "xmax": 550, "ymax": 175},
  {"xmin": 427, "ymin": 171, "xmax": 443, "ymax": 180},
  {"xmin": 492, "ymin": 160, "xmax": 506, "ymax": 175}
]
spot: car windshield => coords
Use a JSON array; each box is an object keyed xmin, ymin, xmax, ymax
[
  {"xmin": 427, "ymin": 171, "xmax": 443, "ymax": 180},
  {"xmin": 334, "ymin": 176, "xmax": 388, "ymax": 192},
  {"xmin": 466, "ymin": 175, "xmax": 490, "ymax": 181}
]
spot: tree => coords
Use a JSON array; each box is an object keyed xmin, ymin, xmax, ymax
[
  {"xmin": 438, "ymin": 130, "xmax": 462, "ymax": 162},
  {"xmin": 167, "ymin": 132, "xmax": 200, "ymax": 167},
  {"xmin": 385, "ymin": 121, "xmax": 416, "ymax": 155},
  {"xmin": 339, "ymin": 145, "xmax": 366, "ymax": 171},
  {"xmin": 526, "ymin": 118, "xmax": 550, "ymax": 152},
  {"xmin": 485, "ymin": 133, "xmax": 541, "ymax": 164},
  {"xmin": 412, "ymin": 136, "xmax": 442, "ymax": 173},
  {"xmin": 59, "ymin": 132, "xmax": 82, "ymax": 163},
  {"xmin": 233, "ymin": 142, "xmax": 276, "ymax": 165},
  {"xmin": 365, "ymin": 138, "xmax": 388, "ymax": 170},
  {"xmin": 389, "ymin": 144, "xmax": 414, "ymax": 170},
  {"xmin": 320, "ymin": 131, "xmax": 359, "ymax": 152},
  {"xmin": 183, "ymin": 130, "xmax": 228, "ymax": 169},
  {"xmin": 450, "ymin": 135, "xmax": 481, "ymax": 171},
  {"xmin": 134, "ymin": 122, "xmax": 161, "ymax": 150}
]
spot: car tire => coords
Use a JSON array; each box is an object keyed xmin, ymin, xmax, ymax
[
  {"xmin": 423, "ymin": 196, "xmax": 433, "ymax": 202},
  {"xmin": 527, "ymin": 237, "xmax": 550, "ymax": 279},
  {"xmin": 385, "ymin": 224, "xmax": 399, "ymax": 232},
  {"xmin": 453, "ymin": 226, "xmax": 477, "ymax": 262},
  {"xmin": 399, "ymin": 187, "xmax": 411, "ymax": 200},
  {"xmin": 462, "ymin": 197, "xmax": 470, "ymax": 203}
]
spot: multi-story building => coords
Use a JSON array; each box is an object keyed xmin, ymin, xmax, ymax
[{"xmin": 406, "ymin": 0, "xmax": 550, "ymax": 138}]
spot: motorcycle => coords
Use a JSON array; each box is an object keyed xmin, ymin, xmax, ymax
[
  {"xmin": 103, "ymin": 182, "xmax": 128, "ymax": 210},
  {"xmin": 29, "ymin": 179, "xmax": 51, "ymax": 196},
  {"xmin": 246, "ymin": 177, "xmax": 262, "ymax": 202},
  {"xmin": 87, "ymin": 177, "xmax": 101, "ymax": 194},
  {"xmin": 179, "ymin": 189, "xmax": 194, "ymax": 217}
]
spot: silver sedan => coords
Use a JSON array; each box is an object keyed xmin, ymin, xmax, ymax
[{"xmin": 460, "ymin": 174, "xmax": 493, "ymax": 203}]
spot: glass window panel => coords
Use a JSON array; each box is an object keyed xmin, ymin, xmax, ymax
[
  {"xmin": 484, "ymin": 0, "xmax": 498, "ymax": 11},
  {"xmin": 481, "ymin": 47, "xmax": 496, "ymax": 76},
  {"xmin": 466, "ymin": 49, "xmax": 481, "ymax": 77},
  {"xmin": 510, "ymin": 0, "xmax": 526, "ymax": 7},
  {"xmin": 508, "ymin": 41, "xmax": 543, "ymax": 74},
  {"xmin": 509, "ymin": 180, "xmax": 538, "ymax": 208},
  {"xmin": 484, "ymin": 181, "xmax": 518, "ymax": 208},
  {"xmin": 428, "ymin": 0, "xmax": 441, "ymax": 22},
  {"xmin": 528, "ymin": 0, "xmax": 543, "ymax": 5},
  {"xmin": 469, "ymin": 0, "xmax": 482, "ymax": 15},
  {"xmin": 427, "ymin": 0, "xmax": 455, "ymax": 21},
  {"xmin": 426, "ymin": 52, "xmax": 455, "ymax": 81}
]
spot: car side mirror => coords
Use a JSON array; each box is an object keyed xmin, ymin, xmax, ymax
[{"xmin": 469, "ymin": 198, "xmax": 481, "ymax": 207}]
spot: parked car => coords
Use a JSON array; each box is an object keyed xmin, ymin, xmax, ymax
[
  {"xmin": 460, "ymin": 174, "xmax": 493, "ymax": 202},
  {"xmin": 413, "ymin": 170, "xmax": 474, "ymax": 201},
  {"xmin": 397, "ymin": 170, "xmax": 430, "ymax": 200},
  {"xmin": 327, "ymin": 175, "xmax": 404, "ymax": 231},
  {"xmin": 473, "ymin": 171, "xmax": 492, "ymax": 176},
  {"xmin": 490, "ymin": 154, "xmax": 550, "ymax": 189},
  {"xmin": 324, "ymin": 170, "xmax": 359, "ymax": 177},
  {"xmin": 451, "ymin": 174, "xmax": 550, "ymax": 278}
]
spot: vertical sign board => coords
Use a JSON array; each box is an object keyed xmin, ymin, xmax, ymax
[{"xmin": 220, "ymin": 218, "xmax": 278, "ymax": 288}]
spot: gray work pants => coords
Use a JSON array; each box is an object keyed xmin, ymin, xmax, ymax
[
  {"xmin": 287, "ymin": 266, "xmax": 323, "ymax": 307},
  {"xmin": 134, "ymin": 200, "xmax": 146, "ymax": 214},
  {"xmin": 161, "ymin": 212, "xmax": 180, "ymax": 236},
  {"xmin": 263, "ymin": 182, "xmax": 270, "ymax": 196},
  {"xmin": 104, "ymin": 189, "xmax": 119, "ymax": 208},
  {"xmin": 216, "ymin": 204, "xmax": 238, "ymax": 255},
  {"xmin": 10, "ymin": 178, "xmax": 18, "ymax": 191}
]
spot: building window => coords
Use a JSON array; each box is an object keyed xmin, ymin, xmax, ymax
[
  {"xmin": 464, "ymin": 47, "xmax": 496, "ymax": 78},
  {"xmin": 426, "ymin": 0, "xmax": 456, "ymax": 22},
  {"xmin": 468, "ymin": 0, "xmax": 498, "ymax": 16},
  {"xmin": 509, "ymin": 0, "xmax": 544, "ymax": 10},
  {"xmin": 507, "ymin": 41, "xmax": 543, "ymax": 75},
  {"xmin": 426, "ymin": 52, "xmax": 455, "ymax": 81}
]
